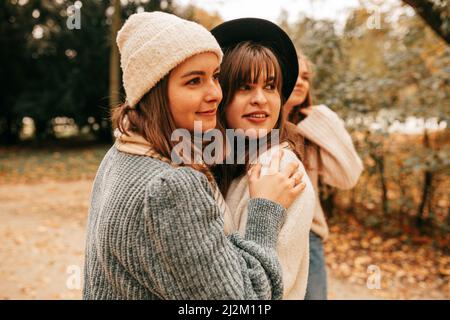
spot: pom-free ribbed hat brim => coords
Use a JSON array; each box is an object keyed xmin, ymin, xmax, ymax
[{"xmin": 117, "ymin": 11, "xmax": 223, "ymax": 107}]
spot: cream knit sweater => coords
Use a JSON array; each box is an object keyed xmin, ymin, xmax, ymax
[
  {"xmin": 225, "ymin": 144, "xmax": 315, "ymax": 299},
  {"xmin": 296, "ymin": 105, "xmax": 364, "ymax": 241}
]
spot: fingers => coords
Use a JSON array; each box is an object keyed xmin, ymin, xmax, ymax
[
  {"xmin": 292, "ymin": 171, "xmax": 303, "ymax": 186},
  {"xmin": 300, "ymin": 106, "xmax": 313, "ymax": 116},
  {"xmin": 289, "ymin": 169, "xmax": 304, "ymax": 181},
  {"xmin": 267, "ymin": 149, "xmax": 283, "ymax": 175},
  {"xmin": 292, "ymin": 180, "xmax": 307, "ymax": 195},
  {"xmin": 281, "ymin": 161, "xmax": 300, "ymax": 178},
  {"xmin": 248, "ymin": 163, "xmax": 262, "ymax": 181}
]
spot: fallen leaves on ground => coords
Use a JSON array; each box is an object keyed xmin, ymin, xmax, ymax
[
  {"xmin": 325, "ymin": 215, "xmax": 449, "ymax": 299},
  {"xmin": 0, "ymin": 145, "xmax": 109, "ymax": 184}
]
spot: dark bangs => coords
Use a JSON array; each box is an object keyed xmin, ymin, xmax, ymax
[{"xmin": 219, "ymin": 41, "xmax": 283, "ymax": 113}]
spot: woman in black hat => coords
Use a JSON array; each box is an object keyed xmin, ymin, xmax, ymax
[{"xmin": 212, "ymin": 18, "xmax": 316, "ymax": 299}]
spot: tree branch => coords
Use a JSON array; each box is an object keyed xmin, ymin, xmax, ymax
[{"xmin": 402, "ymin": 0, "xmax": 450, "ymax": 44}]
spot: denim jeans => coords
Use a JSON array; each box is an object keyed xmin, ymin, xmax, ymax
[{"xmin": 304, "ymin": 231, "xmax": 328, "ymax": 300}]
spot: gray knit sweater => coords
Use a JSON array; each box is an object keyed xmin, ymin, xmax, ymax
[{"xmin": 83, "ymin": 147, "xmax": 286, "ymax": 300}]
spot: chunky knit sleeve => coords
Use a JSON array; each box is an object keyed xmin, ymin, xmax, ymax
[
  {"xmin": 143, "ymin": 167, "xmax": 286, "ymax": 300},
  {"xmin": 296, "ymin": 104, "xmax": 363, "ymax": 189}
]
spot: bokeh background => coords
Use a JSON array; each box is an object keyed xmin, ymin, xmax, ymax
[{"xmin": 0, "ymin": 0, "xmax": 449, "ymax": 299}]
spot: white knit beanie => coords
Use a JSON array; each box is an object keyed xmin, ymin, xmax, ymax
[{"xmin": 116, "ymin": 11, "xmax": 223, "ymax": 108}]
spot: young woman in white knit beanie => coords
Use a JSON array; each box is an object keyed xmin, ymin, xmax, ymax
[
  {"xmin": 83, "ymin": 11, "xmax": 305, "ymax": 300},
  {"xmin": 284, "ymin": 52, "xmax": 364, "ymax": 299},
  {"xmin": 211, "ymin": 18, "xmax": 316, "ymax": 300}
]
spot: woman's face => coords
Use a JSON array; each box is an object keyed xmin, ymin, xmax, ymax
[
  {"xmin": 168, "ymin": 52, "xmax": 222, "ymax": 132},
  {"xmin": 284, "ymin": 58, "xmax": 310, "ymax": 116},
  {"xmin": 225, "ymin": 72, "xmax": 281, "ymax": 139}
]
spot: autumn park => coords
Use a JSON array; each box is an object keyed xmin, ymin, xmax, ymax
[{"xmin": 0, "ymin": 0, "xmax": 449, "ymax": 300}]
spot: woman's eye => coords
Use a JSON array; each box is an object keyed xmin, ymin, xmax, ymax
[
  {"xmin": 186, "ymin": 77, "xmax": 201, "ymax": 85},
  {"xmin": 213, "ymin": 72, "xmax": 220, "ymax": 80},
  {"xmin": 239, "ymin": 84, "xmax": 251, "ymax": 90},
  {"xmin": 265, "ymin": 83, "xmax": 276, "ymax": 90}
]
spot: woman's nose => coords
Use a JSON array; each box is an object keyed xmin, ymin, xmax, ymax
[
  {"xmin": 250, "ymin": 88, "xmax": 268, "ymax": 105},
  {"xmin": 205, "ymin": 81, "xmax": 222, "ymax": 103}
]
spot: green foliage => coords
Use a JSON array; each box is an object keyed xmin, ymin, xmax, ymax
[
  {"xmin": 0, "ymin": 0, "xmax": 174, "ymax": 143},
  {"xmin": 280, "ymin": 2, "xmax": 449, "ymax": 237}
]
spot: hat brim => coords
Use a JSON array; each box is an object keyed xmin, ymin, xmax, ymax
[{"xmin": 211, "ymin": 18, "xmax": 298, "ymax": 102}]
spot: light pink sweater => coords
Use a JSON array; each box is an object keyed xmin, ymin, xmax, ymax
[{"xmin": 296, "ymin": 105, "xmax": 363, "ymax": 241}]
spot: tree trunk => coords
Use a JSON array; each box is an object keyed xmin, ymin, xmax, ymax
[
  {"xmin": 96, "ymin": 123, "xmax": 113, "ymax": 143},
  {"xmin": 416, "ymin": 170, "xmax": 433, "ymax": 231},
  {"xmin": 0, "ymin": 116, "xmax": 20, "ymax": 145},
  {"xmin": 416, "ymin": 129, "xmax": 433, "ymax": 231},
  {"xmin": 34, "ymin": 118, "xmax": 53, "ymax": 141},
  {"xmin": 374, "ymin": 154, "xmax": 389, "ymax": 217},
  {"xmin": 109, "ymin": 0, "xmax": 121, "ymax": 109}
]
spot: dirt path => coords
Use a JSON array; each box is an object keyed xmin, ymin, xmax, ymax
[
  {"xmin": 0, "ymin": 180, "xmax": 432, "ymax": 300},
  {"xmin": 0, "ymin": 180, "xmax": 89, "ymax": 299}
]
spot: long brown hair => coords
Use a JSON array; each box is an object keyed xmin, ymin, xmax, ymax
[
  {"xmin": 287, "ymin": 52, "xmax": 314, "ymax": 124},
  {"xmin": 111, "ymin": 74, "xmax": 216, "ymax": 181},
  {"xmin": 286, "ymin": 52, "xmax": 316, "ymax": 172},
  {"xmin": 213, "ymin": 42, "xmax": 304, "ymax": 196}
]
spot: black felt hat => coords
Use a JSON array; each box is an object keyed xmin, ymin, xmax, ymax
[{"xmin": 211, "ymin": 18, "xmax": 298, "ymax": 102}]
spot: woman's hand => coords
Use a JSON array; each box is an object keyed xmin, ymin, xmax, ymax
[
  {"xmin": 248, "ymin": 150, "xmax": 306, "ymax": 209},
  {"xmin": 299, "ymin": 106, "xmax": 314, "ymax": 116}
]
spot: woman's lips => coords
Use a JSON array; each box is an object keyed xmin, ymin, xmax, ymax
[
  {"xmin": 242, "ymin": 112, "xmax": 269, "ymax": 123},
  {"xmin": 196, "ymin": 109, "xmax": 217, "ymax": 116}
]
